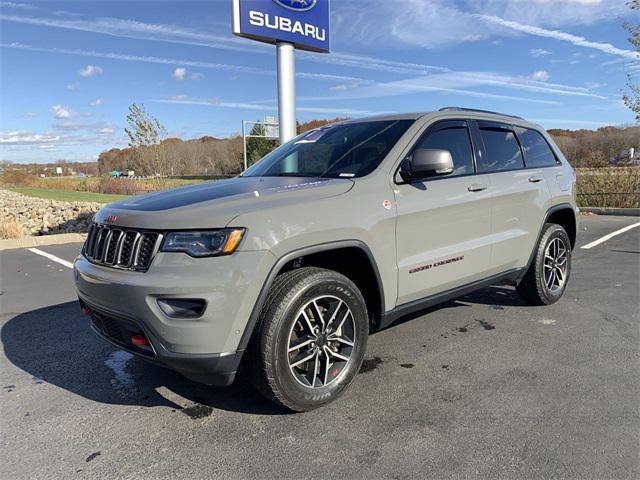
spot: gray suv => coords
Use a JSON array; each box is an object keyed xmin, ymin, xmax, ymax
[{"xmin": 74, "ymin": 108, "xmax": 577, "ymax": 411}]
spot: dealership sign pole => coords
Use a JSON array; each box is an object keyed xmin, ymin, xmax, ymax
[{"xmin": 232, "ymin": 0, "xmax": 331, "ymax": 144}]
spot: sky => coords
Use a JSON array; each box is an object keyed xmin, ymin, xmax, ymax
[{"xmin": 1, "ymin": 0, "xmax": 639, "ymax": 164}]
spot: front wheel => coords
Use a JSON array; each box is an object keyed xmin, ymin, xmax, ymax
[
  {"xmin": 517, "ymin": 223, "xmax": 572, "ymax": 305},
  {"xmin": 251, "ymin": 267, "xmax": 369, "ymax": 412}
]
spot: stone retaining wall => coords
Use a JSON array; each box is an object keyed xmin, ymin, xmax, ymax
[{"xmin": 1, "ymin": 189, "xmax": 100, "ymax": 237}]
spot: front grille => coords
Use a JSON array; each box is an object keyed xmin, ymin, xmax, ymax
[{"xmin": 83, "ymin": 223, "xmax": 162, "ymax": 272}]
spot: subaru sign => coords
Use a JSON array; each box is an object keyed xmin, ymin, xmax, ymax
[{"xmin": 232, "ymin": 0, "xmax": 330, "ymax": 53}]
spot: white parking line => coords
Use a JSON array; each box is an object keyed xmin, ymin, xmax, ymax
[
  {"xmin": 27, "ymin": 248, "xmax": 74, "ymax": 269},
  {"xmin": 581, "ymin": 222, "xmax": 640, "ymax": 250}
]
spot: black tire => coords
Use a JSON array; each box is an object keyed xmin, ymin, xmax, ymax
[
  {"xmin": 517, "ymin": 223, "xmax": 572, "ymax": 305},
  {"xmin": 250, "ymin": 267, "xmax": 369, "ymax": 412}
]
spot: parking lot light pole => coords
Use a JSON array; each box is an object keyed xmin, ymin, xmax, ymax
[{"xmin": 276, "ymin": 41, "xmax": 296, "ymax": 144}]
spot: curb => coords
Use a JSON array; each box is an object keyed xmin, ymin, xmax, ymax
[
  {"xmin": 580, "ymin": 207, "xmax": 640, "ymax": 217},
  {"xmin": 0, "ymin": 233, "xmax": 87, "ymax": 251}
]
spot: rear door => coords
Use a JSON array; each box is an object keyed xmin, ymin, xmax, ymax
[
  {"xmin": 474, "ymin": 121, "xmax": 551, "ymax": 272},
  {"xmin": 394, "ymin": 120, "xmax": 493, "ymax": 305}
]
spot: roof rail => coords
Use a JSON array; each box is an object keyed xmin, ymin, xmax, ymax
[{"xmin": 438, "ymin": 107, "xmax": 524, "ymax": 120}]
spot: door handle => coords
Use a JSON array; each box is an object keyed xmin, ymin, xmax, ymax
[
  {"xmin": 528, "ymin": 175, "xmax": 544, "ymax": 183},
  {"xmin": 468, "ymin": 183, "xmax": 488, "ymax": 192}
]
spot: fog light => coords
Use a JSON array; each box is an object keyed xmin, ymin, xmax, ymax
[{"xmin": 157, "ymin": 299, "xmax": 206, "ymax": 319}]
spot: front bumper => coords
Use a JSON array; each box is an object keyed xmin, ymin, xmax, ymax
[{"xmin": 74, "ymin": 249, "xmax": 275, "ymax": 385}]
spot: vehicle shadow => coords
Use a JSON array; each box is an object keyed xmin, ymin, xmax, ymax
[
  {"xmin": 380, "ymin": 285, "xmax": 526, "ymax": 331},
  {"xmin": 2, "ymin": 286, "xmax": 524, "ymax": 415},
  {"xmin": 1, "ymin": 301, "xmax": 286, "ymax": 415}
]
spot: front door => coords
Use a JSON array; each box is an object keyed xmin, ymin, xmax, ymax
[{"xmin": 395, "ymin": 120, "xmax": 493, "ymax": 306}]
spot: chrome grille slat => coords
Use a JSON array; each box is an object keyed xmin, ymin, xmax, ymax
[
  {"xmin": 114, "ymin": 231, "xmax": 127, "ymax": 265},
  {"xmin": 101, "ymin": 230, "xmax": 114, "ymax": 262},
  {"xmin": 105, "ymin": 230, "xmax": 123, "ymax": 264},
  {"xmin": 82, "ymin": 223, "xmax": 160, "ymax": 272}
]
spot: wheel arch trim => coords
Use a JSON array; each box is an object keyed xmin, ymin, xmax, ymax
[
  {"xmin": 236, "ymin": 240, "xmax": 385, "ymax": 353},
  {"xmin": 519, "ymin": 202, "xmax": 577, "ymax": 282}
]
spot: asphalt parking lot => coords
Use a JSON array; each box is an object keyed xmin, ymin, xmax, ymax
[{"xmin": 1, "ymin": 215, "xmax": 638, "ymax": 480}]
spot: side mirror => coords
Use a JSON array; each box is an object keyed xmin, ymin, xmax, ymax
[{"xmin": 400, "ymin": 148, "xmax": 454, "ymax": 182}]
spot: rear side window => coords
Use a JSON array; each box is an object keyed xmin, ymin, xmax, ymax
[
  {"xmin": 415, "ymin": 126, "xmax": 474, "ymax": 176},
  {"xmin": 517, "ymin": 128, "xmax": 558, "ymax": 167},
  {"xmin": 477, "ymin": 127, "xmax": 525, "ymax": 172}
]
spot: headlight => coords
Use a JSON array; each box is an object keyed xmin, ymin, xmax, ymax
[{"xmin": 161, "ymin": 228, "xmax": 245, "ymax": 257}]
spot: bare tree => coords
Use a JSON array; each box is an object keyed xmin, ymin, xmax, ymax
[
  {"xmin": 623, "ymin": 0, "xmax": 640, "ymax": 121},
  {"xmin": 124, "ymin": 103, "xmax": 168, "ymax": 175}
]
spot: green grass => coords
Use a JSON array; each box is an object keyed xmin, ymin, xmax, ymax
[{"xmin": 9, "ymin": 187, "xmax": 128, "ymax": 203}]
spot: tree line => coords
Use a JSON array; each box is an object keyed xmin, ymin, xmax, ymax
[
  {"xmin": 549, "ymin": 125, "xmax": 640, "ymax": 168},
  {"xmin": 97, "ymin": 104, "xmax": 346, "ymax": 176}
]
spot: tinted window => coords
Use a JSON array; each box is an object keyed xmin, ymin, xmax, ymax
[
  {"xmin": 243, "ymin": 120, "xmax": 414, "ymax": 178},
  {"xmin": 518, "ymin": 128, "xmax": 558, "ymax": 167},
  {"xmin": 477, "ymin": 127, "xmax": 524, "ymax": 172},
  {"xmin": 416, "ymin": 126, "xmax": 474, "ymax": 176}
]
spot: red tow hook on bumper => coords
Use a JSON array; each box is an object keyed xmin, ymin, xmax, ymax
[
  {"xmin": 80, "ymin": 305, "xmax": 90, "ymax": 316},
  {"xmin": 131, "ymin": 334, "xmax": 149, "ymax": 347}
]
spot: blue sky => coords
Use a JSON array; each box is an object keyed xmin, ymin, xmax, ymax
[{"xmin": 1, "ymin": 0, "xmax": 638, "ymax": 164}]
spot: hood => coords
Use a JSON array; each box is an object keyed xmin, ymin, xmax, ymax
[{"xmin": 94, "ymin": 176, "xmax": 354, "ymax": 230}]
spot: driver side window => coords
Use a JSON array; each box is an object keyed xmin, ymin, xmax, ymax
[{"xmin": 414, "ymin": 125, "xmax": 475, "ymax": 176}]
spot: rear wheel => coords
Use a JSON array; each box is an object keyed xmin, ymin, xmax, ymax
[
  {"xmin": 251, "ymin": 267, "xmax": 369, "ymax": 412},
  {"xmin": 517, "ymin": 223, "xmax": 572, "ymax": 305}
]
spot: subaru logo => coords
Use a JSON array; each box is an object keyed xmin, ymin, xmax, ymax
[{"xmin": 272, "ymin": 0, "xmax": 317, "ymax": 12}]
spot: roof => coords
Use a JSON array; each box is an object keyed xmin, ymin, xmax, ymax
[{"xmin": 347, "ymin": 107, "xmax": 539, "ymax": 128}]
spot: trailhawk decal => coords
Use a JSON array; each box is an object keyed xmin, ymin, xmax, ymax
[{"xmin": 409, "ymin": 255, "xmax": 465, "ymax": 274}]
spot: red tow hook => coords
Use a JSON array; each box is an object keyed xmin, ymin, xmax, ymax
[
  {"xmin": 131, "ymin": 334, "xmax": 149, "ymax": 347},
  {"xmin": 80, "ymin": 305, "xmax": 90, "ymax": 316}
]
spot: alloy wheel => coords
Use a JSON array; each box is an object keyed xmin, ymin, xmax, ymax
[
  {"xmin": 543, "ymin": 237, "xmax": 569, "ymax": 293},
  {"xmin": 287, "ymin": 295, "xmax": 356, "ymax": 388}
]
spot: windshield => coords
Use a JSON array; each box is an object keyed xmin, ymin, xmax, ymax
[{"xmin": 242, "ymin": 120, "xmax": 414, "ymax": 178}]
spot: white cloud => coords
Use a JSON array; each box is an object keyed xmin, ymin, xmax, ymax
[
  {"xmin": 79, "ymin": 64, "xmax": 102, "ymax": 77},
  {"xmin": 1, "ymin": 43, "xmax": 384, "ymax": 83},
  {"xmin": 0, "ymin": 2, "xmax": 37, "ymax": 10},
  {"xmin": 52, "ymin": 120, "xmax": 114, "ymax": 131},
  {"xmin": 518, "ymin": 0, "xmax": 602, "ymax": 4},
  {"xmin": 330, "ymin": 83, "xmax": 361, "ymax": 92},
  {"xmin": 172, "ymin": 67, "xmax": 186, "ymax": 80},
  {"xmin": 66, "ymin": 82, "xmax": 80, "ymax": 91},
  {"xmin": 302, "ymin": 69, "xmax": 606, "ymax": 105},
  {"xmin": 332, "ymin": 0, "xmax": 628, "ymax": 50},
  {"xmin": 171, "ymin": 94, "xmax": 188, "ymax": 100},
  {"xmin": 152, "ymin": 98, "xmax": 386, "ymax": 116},
  {"xmin": 190, "ymin": 72, "xmax": 204, "ymax": 80},
  {"xmin": 0, "ymin": 130, "xmax": 60, "ymax": 145},
  {"xmin": 50, "ymin": 104, "xmax": 71, "ymax": 119},
  {"xmin": 297, "ymin": 72, "xmax": 369, "ymax": 83},
  {"xmin": 90, "ymin": 97, "xmax": 103, "ymax": 106},
  {"xmin": 2, "ymin": 42, "xmax": 273, "ymax": 76},
  {"xmin": 0, "ymin": 11, "xmax": 448, "ymax": 76},
  {"xmin": 477, "ymin": 15, "xmax": 638, "ymax": 60},
  {"xmin": 530, "ymin": 48, "xmax": 551, "ymax": 57},
  {"xmin": 530, "ymin": 70, "xmax": 550, "ymax": 81},
  {"xmin": 22, "ymin": 111, "xmax": 38, "ymax": 117},
  {"xmin": 0, "ymin": 11, "xmax": 451, "ymax": 78}
]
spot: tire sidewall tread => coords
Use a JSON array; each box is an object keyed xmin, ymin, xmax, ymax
[
  {"xmin": 251, "ymin": 267, "xmax": 369, "ymax": 412},
  {"xmin": 517, "ymin": 223, "xmax": 572, "ymax": 305}
]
